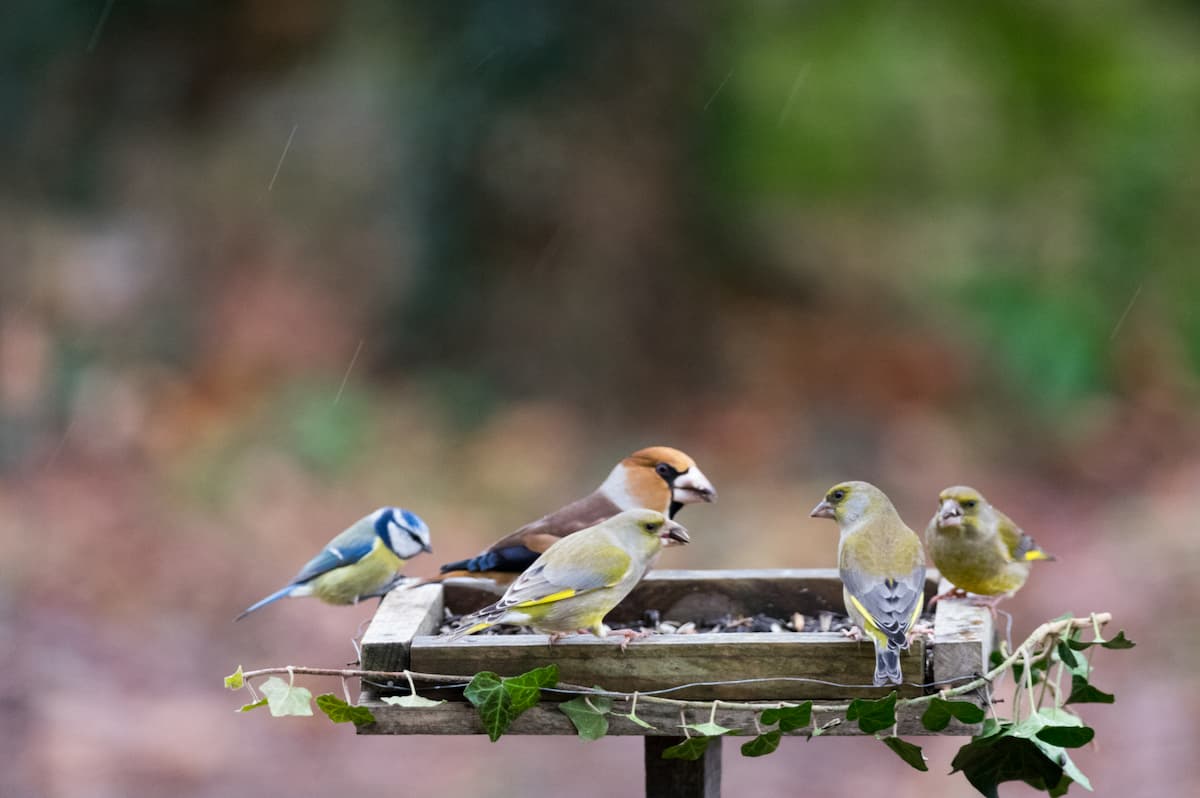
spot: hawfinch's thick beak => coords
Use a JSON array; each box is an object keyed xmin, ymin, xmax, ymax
[
  {"xmin": 661, "ymin": 520, "xmax": 690, "ymax": 546},
  {"xmin": 809, "ymin": 500, "xmax": 836, "ymax": 519},
  {"xmin": 672, "ymin": 467, "xmax": 717, "ymax": 504},
  {"xmin": 938, "ymin": 499, "xmax": 963, "ymax": 527}
]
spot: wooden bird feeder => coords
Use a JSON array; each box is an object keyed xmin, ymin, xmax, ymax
[{"xmin": 356, "ymin": 569, "xmax": 994, "ymax": 798}]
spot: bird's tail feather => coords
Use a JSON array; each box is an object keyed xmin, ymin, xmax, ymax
[
  {"xmin": 234, "ymin": 585, "xmax": 294, "ymax": 622},
  {"xmin": 873, "ymin": 646, "xmax": 903, "ymax": 686},
  {"xmin": 444, "ymin": 603, "xmax": 509, "ymax": 641}
]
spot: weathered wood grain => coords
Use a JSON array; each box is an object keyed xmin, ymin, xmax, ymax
[
  {"xmin": 646, "ymin": 736, "xmax": 721, "ymax": 798},
  {"xmin": 407, "ymin": 632, "xmax": 926, "ymax": 701},
  {"xmin": 928, "ymin": 579, "xmax": 994, "ymax": 734},
  {"xmin": 359, "ymin": 584, "xmax": 443, "ymax": 674},
  {"xmin": 357, "ymin": 693, "xmax": 952, "ymax": 737}
]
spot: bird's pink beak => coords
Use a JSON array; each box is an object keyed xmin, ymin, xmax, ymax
[
  {"xmin": 810, "ymin": 500, "xmax": 836, "ymax": 520},
  {"xmin": 938, "ymin": 499, "xmax": 963, "ymax": 528}
]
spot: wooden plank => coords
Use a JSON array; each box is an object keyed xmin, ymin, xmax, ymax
[
  {"xmin": 929, "ymin": 579, "xmax": 994, "ymax": 734},
  {"xmin": 360, "ymin": 584, "xmax": 443, "ymax": 677},
  {"xmin": 646, "ymin": 736, "xmax": 721, "ymax": 798},
  {"xmin": 408, "ymin": 633, "xmax": 925, "ymax": 701},
  {"xmin": 357, "ymin": 693, "xmax": 949, "ymax": 737}
]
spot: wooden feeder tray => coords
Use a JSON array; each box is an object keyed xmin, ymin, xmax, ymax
[{"xmin": 357, "ymin": 569, "xmax": 993, "ymax": 738}]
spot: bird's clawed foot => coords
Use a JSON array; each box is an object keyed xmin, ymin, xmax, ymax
[
  {"xmin": 928, "ymin": 587, "xmax": 968, "ymax": 607},
  {"xmin": 909, "ymin": 622, "xmax": 935, "ymax": 642},
  {"xmin": 841, "ymin": 626, "xmax": 864, "ymax": 642},
  {"xmin": 615, "ymin": 628, "xmax": 649, "ymax": 652}
]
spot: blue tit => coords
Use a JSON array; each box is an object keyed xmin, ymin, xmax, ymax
[{"xmin": 235, "ymin": 507, "xmax": 432, "ymax": 620}]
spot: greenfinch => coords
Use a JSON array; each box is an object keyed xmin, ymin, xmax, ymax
[
  {"xmin": 444, "ymin": 509, "xmax": 689, "ymax": 647},
  {"xmin": 926, "ymin": 485, "xmax": 1054, "ymax": 607},
  {"xmin": 811, "ymin": 481, "xmax": 926, "ymax": 686}
]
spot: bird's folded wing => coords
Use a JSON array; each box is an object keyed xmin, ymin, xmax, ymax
[
  {"xmin": 996, "ymin": 512, "xmax": 1052, "ymax": 561},
  {"xmin": 289, "ymin": 537, "xmax": 376, "ymax": 585},
  {"xmin": 841, "ymin": 565, "xmax": 925, "ymax": 647},
  {"xmin": 493, "ymin": 540, "xmax": 632, "ymax": 612},
  {"xmin": 485, "ymin": 491, "xmax": 623, "ymax": 555}
]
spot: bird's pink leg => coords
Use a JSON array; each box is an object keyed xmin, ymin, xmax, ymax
[
  {"xmin": 928, "ymin": 587, "xmax": 968, "ymax": 607},
  {"xmin": 615, "ymin": 628, "xmax": 649, "ymax": 652},
  {"xmin": 841, "ymin": 626, "xmax": 864, "ymax": 642}
]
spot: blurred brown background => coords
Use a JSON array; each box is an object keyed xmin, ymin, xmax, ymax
[{"xmin": 2, "ymin": 1, "xmax": 1198, "ymax": 796}]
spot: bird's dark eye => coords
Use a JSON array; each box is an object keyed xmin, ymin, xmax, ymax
[
  {"xmin": 831, "ymin": 489, "xmax": 846, "ymax": 502},
  {"xmin": 963, "ymin": 500, "xmax": 977, "ymax": 509},
  {"xmin": 655, "ymin": 463, "xmax": 672, "ymax": 478},
  {"xmin": 644, "ymin": 522, "xmax": 659, "ymax": 532}
]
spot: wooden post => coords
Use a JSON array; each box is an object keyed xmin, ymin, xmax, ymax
[{"xmin": 645, "ymin": 737, "xmax": 721, "ymax": 798}]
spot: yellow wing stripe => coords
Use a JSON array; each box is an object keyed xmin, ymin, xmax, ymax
[
  {"xmin": 847, "ymin": 595, "xmax": 889, "ymax": 645},
  {"xmin": 514, "ymin": 588, "xmax": 577, "ymax": 608},
  {"xmin": 465, "ymin": 621, "xmax": 493, "ymax": 635}
]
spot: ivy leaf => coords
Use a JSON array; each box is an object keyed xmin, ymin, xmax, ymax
[
  {"xmin": 237, "ymin": 698, "xmax": 268, "ymax": 712},
  {"xmin": 1037, "ymin": 725, "xmax": 1095, "ymax": 748},
  {"xmin": 315, "ymin": 694, "xmax": 376, "ymax": 726},
  {"xmin": 921, "ymin": 697, "xmax": 986, "ymax": 731},
  {"xmin": 951, "ymin": 725, "xmax": 1066, "ymax": 798},
  {"xmin": 1034, "ymin": 708, "xmax": 1094, "ymax": 748},
  {"xmin": 846, "ymin": 691, "xmax": 898, "ymax": 734},
  {"xmin": 224, "ymin": 666, "xmax": 245, "ymax": 690},
  {"xmin": 1066, "ymin": 675, "xmax": 1114, "ymax": 705},
  {"xmin": 741, "ymin": 730, "xmax": 782, "ymax": 757},
  {"xmin": 559, "ymin": 695, "xmax": 612, "ymax": 741},
  {"xmin": 662, "ymin": 736, "xmax": 714, "ymax": 760},
  {"xmin": 259, "ymin": 676, "xmax": 314, "ymax": 717},
  {"xmin": 760, "ymin": 701, "xmax": 812, "ymax": 732},
  {"xmin": 502, "ymin": 664, "xmax": 560, "ymax": 715},
  {"xmin": 881, "ymin": 736, "xmax": 928, "ymax": 772},
  {"xmin": 382, "ymin": 694, "xmax": 446, "ymax": 708},
  {"xmin": 1056, "ymin": 641, "xmax": 1080, "ymax": 670},
  {"xmin": 615, "ymin": 710, "xmax": 655, "ymax": 730},
  {"xmin": 464, "ymin": 665, "xmax": 559, "ymax": 742},
  {"xmin": 684, "ymin": 721, "xmax": 735, "ymax": 737},
  {"xmin": 1101, "ymin": 631, "xmax": 1135, "ymax": 650}
]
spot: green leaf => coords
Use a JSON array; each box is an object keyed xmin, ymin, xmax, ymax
[
  {"xmin": 760, "ymin": 701, "xmax": 812, "ymax": 732},
  {"xmin": 464, "ymin": 665, "xmax": 560, "ymax": 742},
  {"xmin": 224, "ymin": 666, "xmax": 245, "ymax": 690},
  {"xmin": 237, "ymin": 698, "xmax": 268, "ymax": 712},
  {"xmin": 559, "ymin": 696, "xmax": 612, "ymax": 741},
  {"xmin": 1056, "ymin": 640, "xmax": 1080, "ymax": 670},
  {"xmin": 381, "ymin": 694, "xmax": 446, "ymax": 708},
  {"xmin": 259, "ymin": 676, "xmax": 314, "ymax": 717},
  {"xmin": 315, "ymin": 694, "xmax": 376, "ymax": 726},
  {"xmin": 1101, "ymin": 630, "xmax": 1135, "ymax": 650},
  {"xmin": 684, "ymin": 721, "xmax": 735, "ymax": 737},
  {"xmin": 1037, "ymin": 725, "xmax": 1095, "ymax": 748},
  {"xmin": 881, "ymin": 736, "xmax": 928, "ymax": 771},
  {"xmin": 951, "ymin": 725, "xmax": 1066, "ymax": 798},
  {"xmin": 662, "ymin": 736, "xmax": 714, "ymax": 760},
  {"xmin": 741, "ymin": 730, "xmax": 782, "ymax": 757},
  {"xmin": 616, "ymin": 710, "xmax": 656, "ymax": 730},
  {"xmin": 846, "ymin": 691, "xmax": 897, "ymax": 734},
  {"xmin": 1066, "ymin": 675, "xmax": 1114, "ymax": 705},
  {"xmin": 921, "ymin": 697, "xmax": 986, "ymax": 731},
  {"xmin": 502, "ymin": 664, "xmax": 560, "ymax": 715}
]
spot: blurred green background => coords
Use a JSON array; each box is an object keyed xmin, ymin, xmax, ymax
[{"xmin": 2, "ymin": 1, "xmax": 1197, "ymax": 796}]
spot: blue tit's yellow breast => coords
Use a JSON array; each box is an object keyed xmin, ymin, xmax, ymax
[{"xmin": 310, "ymin": 537, "xmax": 405, "ymax": 605}]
